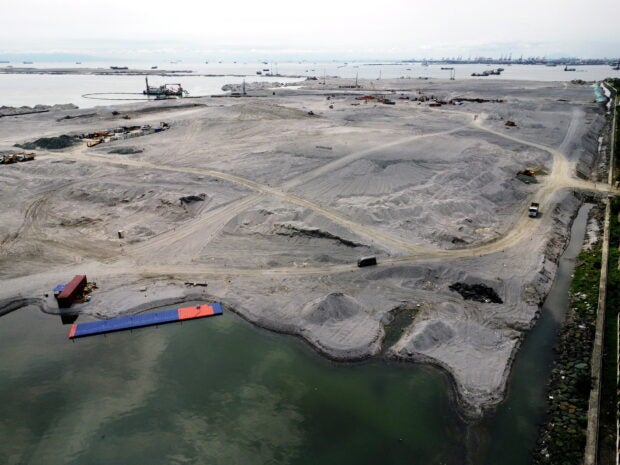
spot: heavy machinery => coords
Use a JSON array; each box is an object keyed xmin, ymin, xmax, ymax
[
  {"xmin": 143, "ymin": 77, "xmax": 188, "ymax": 97},
  {"xmin": 357, "ymin": 256, "xmax": 378, "ymax": 267},
  {"xmin": 529, "ymin": 202, "xmax": 540, "ymax": 218},
  {"xmin": 1, "ymin": 152, "xmax": 35, "ymax": 164}
]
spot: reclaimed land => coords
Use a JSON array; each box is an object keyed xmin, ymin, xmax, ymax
[{"xmin": 0, "ymin": 77, "xmax": 616, "ymax": 419}]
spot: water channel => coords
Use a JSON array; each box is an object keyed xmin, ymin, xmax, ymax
[{"xmin": 0, "ymin": 204, "xmax": 593, "ymax": 465}]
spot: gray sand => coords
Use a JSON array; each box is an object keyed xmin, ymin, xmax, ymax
[{"xmin": 0, "ymin": 77, "xmax": 613, "ymax": 418}]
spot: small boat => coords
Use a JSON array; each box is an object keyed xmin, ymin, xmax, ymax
[
  {"xmin": 110, "ymin": 66, "xmax": 128, "ymax": 70},
  {"xmin": 564, "ymin": 65, "xmax": 576, "ymax": 71},
  {"xmin": 256, "ymin": 71, "xmax": 262, "ymax": 75},
  {"xmin": 22, "ymin": 61, "xmax": 33, "ymax": 64},
  {"xmin": 75, "ymin": 62, "xmax": 82, "ymax": 64},
  {"xmin": 441, "ymin": 67, "xmax": 454, "ymax": 70},
  {"xmin": 151, "ymin": 66, "xmax": 158, "ymax": 69}
]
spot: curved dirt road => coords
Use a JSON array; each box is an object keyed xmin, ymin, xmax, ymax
[{"xmin": 39, "ymin": 106, "xmax": 618, "ymax": 279}]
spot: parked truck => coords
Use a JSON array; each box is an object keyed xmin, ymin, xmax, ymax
[{"xmin": 528, "ymin": 202, "xmax": 540, "ymax": 218}]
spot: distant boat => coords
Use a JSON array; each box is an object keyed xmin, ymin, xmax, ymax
[
  {"xmin": 22, "ymin": 61, "xmax": 33, "ymax": 64},
  {"xmin": 545, "ymin": 63, "xmax": 557, "ymax": 67},
  {"xmin": 151, "ymin": 66, "xmax": 158, "ymax": 69},
  {"xmin": 441, "ymin": 67, "xmax": 454, "ymax": 70},
  {"xmin": 256, "ymin": 71, "xmax": 262, "ymax": 75},
  {"xmin": 612, "ymin": 61, "xmax": 620, "ymax": 71},
  {"xmin": 75, "ymin": 62, "xmax": 81, "ymax": 64},
  {"xmin": 564, "ymin": 65, "xmax": 576, "ymax": 71},
  {"xmin": 110, "ymin": 66, "xmax": 129, "ymax": 70}
]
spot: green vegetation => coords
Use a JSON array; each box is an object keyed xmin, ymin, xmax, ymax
[
  {"xmin": 608, "ymin": 80, "xmax": 620, "ymax": 183},
  {"xmin": 533, "ymin": 207, "xmax": 602, "ymax": 465}
]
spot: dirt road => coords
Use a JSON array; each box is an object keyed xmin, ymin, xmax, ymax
[{"xmin": 36, "ymin": 105, "xmax": 616, "ymax": 279}]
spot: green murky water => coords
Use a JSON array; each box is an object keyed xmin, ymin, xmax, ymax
[
  {"xmin": 0, "ymin": 204, "xmax": 592, "ymax": 465},
  {"xmin": 0, "ymin": 305, "xmax": 464, "ymax": 465}
]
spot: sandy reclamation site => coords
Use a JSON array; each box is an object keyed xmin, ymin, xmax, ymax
[{"xmin": 0, "ymin": 76, "xmax": 613, "ymax": 419}]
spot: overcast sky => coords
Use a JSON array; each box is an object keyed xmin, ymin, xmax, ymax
[{"xmin": 3, "ymin": 0, "xmax": 618, "ymax": 59}]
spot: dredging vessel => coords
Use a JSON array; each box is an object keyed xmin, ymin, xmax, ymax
[{"xmin": 143, "ymin": 77, "xmax": 187, "ymax": 97}]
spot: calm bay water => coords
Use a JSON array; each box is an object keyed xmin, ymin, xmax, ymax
[
  {"xmin": 0, "ymin": 305, "xmax": 465, "ymax": 465},
  {"xmin": 1, "ymin": 61, "xmax": 618, "ymax": 108}
]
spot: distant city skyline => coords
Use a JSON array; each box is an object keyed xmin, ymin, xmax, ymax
[{"xmin": 3, "ymin": 0, "xmax": 618, "ymax": 60}]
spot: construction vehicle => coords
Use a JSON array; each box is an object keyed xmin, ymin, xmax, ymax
[
  {"xmin": 143, "ymin": 77, "xmax": 187, "ymax": 97},
  {"xmin": 357, "ymin": 256, "xmax": 377, "ymax": 267},
  {"xmin": 529, "ymin": 202, "xmax": 540, "ymax": 218},
  {"xmin": 1, "ymin": 152, "xmax": 36, "ymax": 164}
]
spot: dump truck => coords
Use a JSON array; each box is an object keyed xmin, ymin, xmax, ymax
[
  {"xmin": 528, "ymin": 202, "xmax": 540, "ymax": 218},
  {"xmin": 357, "ymin": 256, "xmax": 377, "ymax": 267}
]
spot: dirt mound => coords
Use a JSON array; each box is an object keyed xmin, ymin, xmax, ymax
[
  {"xmin": 411, "ymin": 321, "xmax": 455, "ymax": 351},
  {"xmin": 233, "ymin": 102, "xmax": 310, "ymax": 121},
  {"xmin": 16, "ymin": 134, "xmax": 78, "ymax": 150},
  {"xmin": 273, "ymin": 223, "xmax": 363, "ymax": 247},
  {"xmin": 303, "ymin": 293, "xmax": 364, "ymax": 325},
  {"xmin": 179, "ymin": 193, "xmax": 206, "ymax": 204},
  {"xmin": 449, "ymin": 282, "xmax": 503, "ymax": 304}
]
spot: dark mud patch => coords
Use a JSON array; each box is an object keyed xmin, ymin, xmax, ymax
[
  {"xmin": 274, "ymin": 224, "xmax": 364, "ymax": 247},
  {"xmin": 179, "ymin": 193, "xmax": 206, "ymax": 204},
  {"xmin": 449, "ymin": 282, "xmax": 503, "ymax": 304},
  {"xmin": 16, "ymin": 134, "xmax": 79, "ymax": 150},
  {"xmin": 381, "ymin": 305, "xmax": 417, "ymax": 354},
  {"xmin": 108, "ymin": 147, "xmax": 143, "ymax": 155}
]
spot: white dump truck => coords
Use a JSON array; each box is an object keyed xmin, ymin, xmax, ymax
[{"xmin": 529, "ymin": 202, "xmax": 540, "ymax": 218}]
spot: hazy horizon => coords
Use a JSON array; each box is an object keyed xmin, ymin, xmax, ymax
[{"xmin": 3, "ymin": 0, "xmax": 619, "ymax": 61}]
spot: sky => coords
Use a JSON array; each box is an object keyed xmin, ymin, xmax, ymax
[{"xmin": 2, "ymin": 0, "xmax": 619, "ymax": 60}]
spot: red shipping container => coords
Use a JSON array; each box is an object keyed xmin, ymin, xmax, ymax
[{"xmin": 57, "ymin": 275, "xmax": 87, "ymax": 308}]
